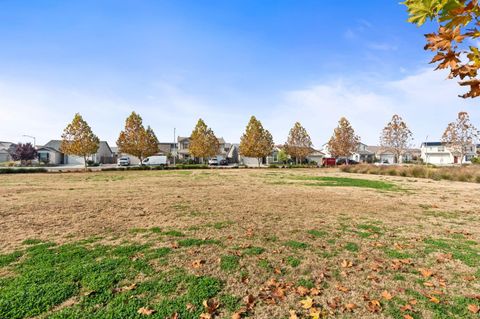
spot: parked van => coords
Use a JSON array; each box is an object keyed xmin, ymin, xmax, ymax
[{"xmin": 142, "ymin": 156, "xmax": 168, "ymax": 166}]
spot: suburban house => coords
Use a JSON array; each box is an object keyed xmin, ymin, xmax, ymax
[
  {"xmin": 239, "ymin": 146, "xmax": 282, "ymax": 167},
  {"xmin": 37, "ymin": 140, "xmax": 114, "ymax": 165},
  {"xmin": 0, "ymin": 141, "xmax": 16, "ymax": 163},
  {"xmin": 420, "ymin": 142, "xmax": 478, "ymax": 165},
  {"xmin": 177, "ymin": 136, "xmax": 229, "ymax": 161},
  {"xmin": 367, "ymin": 146, "xmax": 421, "ymax": 164},
  {"xmin": 306, "ymin": 149, "xmax": 325, "ymax": 164},
  {"xmin": 320, "ymin": 142, "xmax": 374, "ymax": 163}
]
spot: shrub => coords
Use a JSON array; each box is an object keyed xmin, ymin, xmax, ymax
[
  {"xmin": 341, "ymin": 164, "xmax": 480, "ymax": 184},
  {"xmin": 0, "ymin": 168, "xmax": 48, "ymax": 174}
]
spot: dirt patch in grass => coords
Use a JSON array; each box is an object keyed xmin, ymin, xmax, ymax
[{"xmin": 1, "ymin": 169, "xmax": 480, "ymax": 318}]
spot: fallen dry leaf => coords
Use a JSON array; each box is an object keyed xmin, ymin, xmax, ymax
[
  {"xmin": 419, "ymin": 268, "xmax": 433, "ymax": 278},
  {"xmin": 366, "ymin": 300, "xmax": 382, "ymax": 313},
  {"xmin": 400, "ymin": 304, "xmax": 413, "ymax": 312},
  {"xmin": 341, "ymin": 259, "xmax": 353, "ymax": 268},
  {"xmin": 429, "ymin": 296, "xmax": 440, "ymax": 304},
  {"xmin": 203, "ymin": 298, "xmax": 220, "ymax": 314},
  {"xmin": 336, "ymin": 284, "xmax": 350, "ymax": 293},
  {"xmin": 468, "ymin": 304, "xmax": 480, "ymax": 313},
  {"xmin": 300, "ymin": 297, "xmax": 314, "ymax": 309},
  {"xmin": 289, "ymin": 309, "xmax": 299, "ymax": 319},
  {"xmin": 381, "ymin": 290, "xmax": 393, "ymax": 300},
  {"xmin": 404, "ymin": 315, "xmax": 414, "ymax": 319},
  {"xmin": 344, "ymin": 303, "xmax": 358, "ymax": 312},
  {"xmin": 297, "ymin": 286, "xmax": 309, "ymax": 296},
  {"xmin": 192, "ymin": 259, "xmax": 206, "ymax": 268},
  {"xmin": 137, "ymin": 307, "xmax": 155, "ymax": 316},
  {"xmin": 310, "ymin": 287, "xmax": 321, "ymax": 296}
]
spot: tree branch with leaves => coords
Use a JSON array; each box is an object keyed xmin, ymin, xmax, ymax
[{"xmin": 403, "ymin": 0, "xmax": 480, "ymax": 98}]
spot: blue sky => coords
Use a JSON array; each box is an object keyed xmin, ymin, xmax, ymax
[{"xmin": 0, "ymin": 0, "xmax": 478, "ymax": 147}]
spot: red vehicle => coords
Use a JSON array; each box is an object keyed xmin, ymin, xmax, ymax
[{"xmin": 322, "ymin": 157, "xmax": 336, "ymax": 167}]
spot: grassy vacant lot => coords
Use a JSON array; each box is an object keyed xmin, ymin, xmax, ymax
[{"xmin": 0, "ymin": 169, "xmax": 479, "ymax": 318}]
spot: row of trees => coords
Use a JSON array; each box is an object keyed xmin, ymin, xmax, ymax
[
  {"xmin": 58, "ymin": 112, "xmax": 159, "ymax": 169},
  {"xmin": 53, "ymin": 110, "xmax": 479, "ymax": 169}
]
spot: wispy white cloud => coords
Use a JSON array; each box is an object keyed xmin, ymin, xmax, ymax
[{"xmin": 267, "ymin": 69, "xmax": 479, "ymax": 147}]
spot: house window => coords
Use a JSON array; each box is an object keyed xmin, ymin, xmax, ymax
[
  {"xmin": 38, "ymin": 152, "xmax": 50, "ymax": 162},
  {"xmin": 437, "ymin": 146, "xmax": 445, "ymax": 152}
]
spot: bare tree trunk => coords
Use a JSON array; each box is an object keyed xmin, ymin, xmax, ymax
[
  {"xmin": 258, "ymin": 157, "xmax": 261, "ymax": 167},
  {"xmin": 84, "ymin": 155, "xmax": 87, "ymax": 171}
]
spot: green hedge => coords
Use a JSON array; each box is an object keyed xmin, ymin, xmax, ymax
[
  {"xmin": 101, "ymin": 164, "xmax": 209, "ymax": 172},
  {"xmin": 0, "ymin": 168, "xmax": 48, "ymax": 174}
]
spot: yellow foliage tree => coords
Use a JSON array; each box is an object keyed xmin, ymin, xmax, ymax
[
  {"xmin": 327, "ymin": 117, "xmax": 360, "ymax": 162},
  {"xmin": 60, "ymin": 113, "xmax": 100, "ymax": 169},
  {"xmin": 284, "ymin": 122, "xmax": 313, "ymax": 164},
  {"xmin": 239, "ymin": 116, "xmax": 274, "ymax": 167},
  {"xmin": 117, "ymin": 112, "xmax": 159, "ymax": 164},
  {"xmin": 189, "ymin": 119, "xmax": 219, "ymax": 163}
]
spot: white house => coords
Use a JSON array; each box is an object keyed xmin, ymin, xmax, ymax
[
  {"xmin": 320, "ymin": 142, "xmax": 374, "ymax": 163},
  {"xmin": 37, "ymin": 140, "xmax": 114, "ymax": 165},
  {"xmin": 0, "ymin": 141, "xmax": 16, "ymax": 163},
  {"xmin": 420, "ymin": 142, "xmax": 478, "ymax": 165},
  {"xmin": 367, "ymin": 146, "xmax": 421, "ymax": 164}
]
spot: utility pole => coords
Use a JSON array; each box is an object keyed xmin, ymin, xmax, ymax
[
  {"xmin": 22, "ymin": 135, "xmax": 36, "ymax": 148},
  {"xmin": 173, "ymin": 128, "xmax": 176, "ymax": 166}
]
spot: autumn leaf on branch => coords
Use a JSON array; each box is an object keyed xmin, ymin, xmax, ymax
[{"xmin": 403, "ymin": 0, "xmax": 480, "ymax": 98}]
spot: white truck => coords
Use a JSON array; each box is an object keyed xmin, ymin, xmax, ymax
[{"xmin": 142, "ymin": 156, "xmax": 168, "ymax": 166}]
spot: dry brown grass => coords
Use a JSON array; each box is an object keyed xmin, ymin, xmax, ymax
[{"xmin": 1, "ymin": 169, "xmax": 480, "ymax": 318}]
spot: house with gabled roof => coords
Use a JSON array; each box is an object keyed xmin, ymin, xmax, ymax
[
  {"xmin": 0, "ymin": 141, "xmax": 16, "ymax": 163},
  {"xmin": 420, "ymin": 142, "xmax": 478, "ymax": 165},
  {"xmin": 37, "ymin": 140, "xmax": 114, "ymax": 165},
  {"xmin": 177, "ymin": 136, "xmax": 228, "ymax": 161}
]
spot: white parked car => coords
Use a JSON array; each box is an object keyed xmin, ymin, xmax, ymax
[
  {"xmin": 117, "ymin": 157, "xmax": 131, "ymax": 166},
  {"xmin": 142, "ymin": 156, "xmax": 168, "ymax": 166},
  {"xmin": 208, "ymin": 158, "xmax": 218, "ymax": 166}
]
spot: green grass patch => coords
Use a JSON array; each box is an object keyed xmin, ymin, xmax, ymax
[
  {"xmin": 243, "ymin": 246, "xmax": 265, "ymax": 256},
  {"xmin": 220, "ymin": 255, "xmax": 240, "ymax": 272},
  {"xmin": 383, "ymin": 248, "xmax": 413, "ymax": 259},
  {"xmin": 0, "ymin": 251, "xmax": 23, "ymax": 267},
  {"xmin": 344, "ymin": 242, "xmax": 359, "ymax": 252},
  {"xmin": 286, "ymin": 256, "xmax": 301, "ymax": 267},
  {"xmin": 292, "ymin": 176, "xmax": 397, "ymax": 190},
  {"xmin": 257, "ymin": 259, "xmax": 272, "ymax": 270},
  {"xmin": 424, "ymin": 237, "xmax": 480, "ymax": 267},
  {"xmin": 284, "ymin": 240, "xmax": 309, "ymax": 250},
  {"xmin": 0, "ymin": 240, "xmax": 225, "ymax": 319},
  {"xmin": 219, "ymin": 294, "xmax": 241, "ymax": 313},
  {"xmin": 178, "ymin": 238, "xmax": 221, "ymax": 247},
  {"xmin": 297, "ymin": 278, "xmax": 315, "ymax": 289},
  {"xmin": 307, "ymin": 229, "xmax": 328, "ymax": 238},
  {"xmin": 21, "ymin": 239, "xmax": 44, "ymax": 245}
]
